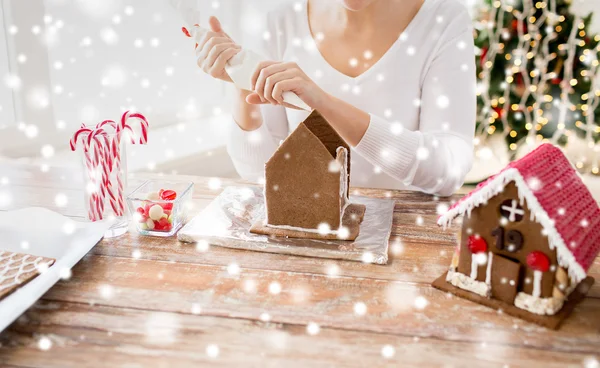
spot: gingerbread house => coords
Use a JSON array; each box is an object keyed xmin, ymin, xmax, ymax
[
  {"xmin": 250, "ymin": 110, "xmax": 365, "ymax": 240},
  {"xmin": 436, "ymin": 143, "xmax": 599, "ymax": 320}
]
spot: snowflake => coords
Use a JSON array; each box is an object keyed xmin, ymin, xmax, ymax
[
  {"xmin": 390, "ymin": 122, "xmax": 404, "ymax": 135},
  {"xmin": 124, "ymin": 6, "xmax": 135, "ymax": 16},
  {"xmin": 17, "ymin": 54, "xmax": 27, "ymax": 63},
  {"xmin": 337, "ymin": 226, "xmax": 350, "ymax": 240},
  {"xmin": 259, "ymin": 312, "xmax": 271, "ymax": 322},
  {"xmin": 364, "ymin": 50, "xmax": 373, "ymax": 60},
  {"xmin": 196, "ymin": 240, "xmax": 209, "ymax": 252},
  {"xmin": 8, "ymin": 25, "xmax": 18, "ymax": 35},
  {"xmin": 407, "ymin": 46, "xmax": 416, "ymax": 56},
  {"xmin": 349, "ymin": 58, "xmax": 358, "ymax": 67},
  {"xmin": 208, "ymin": 178, "xmax": 221, "ymax": 190},
  {"xmin": 527, "ymin": 177, "xmax": 542, "ymax": 191},
  {"xmin": 165, "ymin": 66, "xmax": 174, "ymax": 76},
  {"xmin": 60, "ymin": 268, "xmax": 72, "ymax": 280},
  {"xmin": 100, "ymin": 27, "xmax": 119, "ymax": 45},
  {"xmin": 227, "ymin": 263, "xmax": 240, "ymax": 276},
  {"xmin": 41, "ymin": 145, "xmax": 55, "ymax": 158},
  {"xmin": 581, "ymin": 219, "xmax": 589, "ymax": 227},
  {"xmin": 361, "ymin": 252, "xmax": 374, "ymax": 263},
  {"xmin": 381, "ymin": 345, "xmax": 395, "ymax": 358},
  {"xmin": 211, "ymin": 1, "xmax": 220, "ymax": 9},
  {"xmin": 415, "ymin": 216, "xmax": 424, "ymax": 226},
  {"xmin": 306, "ymin": 322, "xmax": 320, "ymax": 335},
  {"xmin": 354, "ymin": 302, "xmax": 367, "ymax": 316},
  {"xmin": 436, "ymin": 95, "xmax": 450, "ymax": 109},
  {"xmin": 62, "ymin": 220, "xmax": 76, "ymax": 235},
  {"xmin": 317, "ymin": 223, "xmax": 331, "ymax": 235},
  {"xmin": 583, "ymin": 356, "xmax": 599, "ymax": 368},
  {"xmin": 243, "ymin": 279, "xmax": 257, "ymax": 293},
  {"xmin": 99, "ymin": 284, "xmax": 114, "ymax": 299},
  {"xmin": 191, "ymin": 303, "xmax": 202, "ymax": 315},
  {"xmin": 38, "ymin": 336, "xmax": 52, "ymax": 351},
  {"xmin": 326, "ymin": 264, "xmax": 340, "ymax": 277},
  {"xmin": 54, "ymin": 193, "xmax": 68, "ymax": 207},
  {"xmin": 132, "ymin": 249, "xmax": 141, "ymax": 259},
  {"xmin": 4, "ymin": 74, "xmax": 22, "ymax": 90},
  {"xmin": 133, "ymin": 39, "xmax": 144, "ymax": 48},
  {"xmin": 436, "ymin": 203, "xmax": 449, "ymax": 215},
  {"xmin": 416, "ymin": 146, "xmax": 429, "ymax": 160},
  {"xmin": 414, "ymin": 296, "xmax": 429, "ymax": 310},
  {"xmin": 20, "ymin": 240, "xmax": 29, "ymax": 250},
  {"xmin": 390, "ymin": 239, "xmax": 404, "ymax": 255},
  {"xmin": 474, "ymin": 252, "xmax": 488, "ymax": 266},
  {"xmin": 376, "ymin": 73, "xmax": 385, "ymax": 82},
  {"xmin": 268, "ymin": 281, "xmax": 282, "ymax": 295}
]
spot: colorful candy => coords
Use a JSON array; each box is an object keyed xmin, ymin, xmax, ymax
[{"xmin": 135, "ymin": 188, "xmax": 178, "ymax": 232}]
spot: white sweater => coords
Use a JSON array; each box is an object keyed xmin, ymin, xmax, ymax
[{"xmin": 227, "ymin": 0, "xmax": 476, "ymax": 196}]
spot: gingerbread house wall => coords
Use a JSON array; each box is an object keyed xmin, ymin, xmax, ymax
[
  {"xmin": 457, "ymin": 182, "xmax": 558, "ymax": 299},
  {"xmin": 302, "ymin": 110, "xmax": 351, "ymax": 190},
  {"xmin": 264, "ymin": 123, "xmax": 342, "ymax": 230}
]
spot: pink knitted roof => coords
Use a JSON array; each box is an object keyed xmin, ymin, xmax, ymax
[{"xmin": 440, "ymin": 143, "xmax": 600, "ymax": 280}]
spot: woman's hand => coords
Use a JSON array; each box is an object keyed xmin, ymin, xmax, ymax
[
  {"xmin": 247, "ymin": 61, "xmax": 328, "ymax": 110},
  {"xmin": 196, "ymin": 16, "xmax": 241, "ymax": 83}
]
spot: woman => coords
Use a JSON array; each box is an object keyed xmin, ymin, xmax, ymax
[{"xmin": 196, "ymin": 0, "xmax": 476, "ymax": 196}]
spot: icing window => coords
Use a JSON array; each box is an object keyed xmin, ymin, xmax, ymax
[{"xmin": 499, "ymin": 199, "xmax": 524, "ymax": 222}]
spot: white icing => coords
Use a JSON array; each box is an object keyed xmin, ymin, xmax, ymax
[
  {"xmin": 438, "ymin": 168, "xmax": 586, "ymax": 285},
  {"xmin": 265, "ymin": 223, "xmax": 342, "ymax": 235},
  {"xmin": 514, "ymin": 292, "xmax": 564, "ymax": 315},
  {"xmin": 0, "ymin": 251, "xmax": 52, "ymax": 291},
  {"xmin": 501, "ymin": 199, "xmax": 524, "ymax": 221},
  {"xmin": 532, "ymin": 270, "xmax": 543, "ymax": 298},
  {"xmin": 470, "ymin": 256, "xmax": 479, "ymax": 279},
  {"xmin": 447, "ymin": 269, "xmax": 490, "ymax": 297},
  {"xmin": 485, "ymin": 252, "xmax": 493, "ymax": 285},
  {"xmin": 337, "ymin": 147, "xmax": 350, "ymax": 225}
]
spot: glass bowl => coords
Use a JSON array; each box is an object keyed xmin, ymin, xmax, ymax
[{"xmin": 126, "ymin": 180, "xmax": 194, "ymax": 237}]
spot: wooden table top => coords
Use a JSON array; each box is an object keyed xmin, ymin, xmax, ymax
[{"xmin": 0, "ymin": 162, "xmax": 598, "ymax": 367}]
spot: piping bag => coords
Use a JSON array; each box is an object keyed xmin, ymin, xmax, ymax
[{"xmin": 183, "ymin": 25, "xmax": 311, "ymax": 111}]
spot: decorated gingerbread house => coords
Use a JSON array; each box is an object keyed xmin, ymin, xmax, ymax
[
  {"xmin": 436, "ymin": 143, "xmax": 599, "ymax": 321},
  {"xmin": 250, "ymin": 110, "xmax": 365, "ymax": 240}
]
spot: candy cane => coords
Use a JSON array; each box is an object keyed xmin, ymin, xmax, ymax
[
  {"xmin": 70, "ymin": 111, "xmax": 150, "ymax": 221},
  {"xmin": 87, "ymin": 129, "xmax": 113, "ymax": 218},
  {"xmin": 71, "ymin": 127, "xmax": 100, "ymax": 221}
]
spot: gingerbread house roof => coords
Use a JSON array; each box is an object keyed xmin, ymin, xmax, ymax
[{"xmin": 438, "ymin": 143, "xmax": 600, "ymax": 284}]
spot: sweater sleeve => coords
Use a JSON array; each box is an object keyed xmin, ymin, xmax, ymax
[
  {"xmin": 226, "ymin": 9, "xmax": 290, "ymax": 183},
  {"xmin": 354, "ymin": 11, "xmax": 476, "ymax": 196}
]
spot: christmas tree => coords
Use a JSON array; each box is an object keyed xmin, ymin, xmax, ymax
[{"xmin": 474, "ymin": 0, "xmax": 600, "ymax": 174}]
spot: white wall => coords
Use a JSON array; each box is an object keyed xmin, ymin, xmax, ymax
[{"xmin": 0, "ymin": 2, "xmax": 15, "ymax": 131}]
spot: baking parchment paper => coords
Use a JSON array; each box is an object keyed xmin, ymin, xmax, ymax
[{"xmin": 177, "ymin": 186, "xmax": 395, "ymax": 264}]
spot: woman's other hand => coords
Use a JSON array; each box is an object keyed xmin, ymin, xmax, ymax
[
  {"xmin": 196, "ymin": 16, "xmax": 241, "ymax": 83},
  {"xmin": 247, "ymin": 61, "xmax": 328, "ymax": 110}
]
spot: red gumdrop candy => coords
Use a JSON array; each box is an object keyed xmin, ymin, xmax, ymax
[
  {"xmin": 161, "ymin": 202, "xmax": 173, "ymax": 211},
  {"xmin": 155, "ymin": 218, "xmax": 170, "ymax": 231},
  {"xmin": 144, "ymin": 203, "xmax": 154, "ymax": 216},
  {"xmin": 158, "ymin": 189, "xmax": 165, "ymax": 197},
  {"xmin": 182, "ymin": 27, "xmax": 191, "ymax": 37},
  {"xmin": 467, "ymin": 235, "xmax": 487, "ymax": 254},
  {"xmin": 136, "ymin": 207, "xmax": 145, "ymax": 216},
  {"xmin": 526, "ymin": 251, "xmax": 550, "ymax": 272},
  {"xmin": 160, "ymin": 190, "xmax": 177, "ymax": 201}
]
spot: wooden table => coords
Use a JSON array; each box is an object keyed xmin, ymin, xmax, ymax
[{"xmin": 0, "ymin": 163, "xmax": 598, "ymax": 367}]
